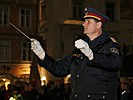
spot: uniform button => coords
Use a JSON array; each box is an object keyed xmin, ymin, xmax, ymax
[
  {"xmin": 102, "ymin": 95, "xmax": 105, "ymax": 99},
  {"xmin": 80, "ymin": 56, "xmax": 83, "ymax": 59},
  {"xmin": 87, "ymin": 94, "xmax": 90, "ymax": 97},
  {"xmin": 76, "ymin": 75, "xmax": 79, "ymax": 78},
  {"xmin": 74, "ymin": 94, "xmax": 78, "ymax": 97}
]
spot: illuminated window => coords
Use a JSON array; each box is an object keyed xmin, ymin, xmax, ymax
[{"xmin": 0, "ymin": 6, "xmax": 9, "ymax": 25}]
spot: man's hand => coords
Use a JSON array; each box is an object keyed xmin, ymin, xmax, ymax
[
  {"xmin": 75, "ymin": 39, "xmax": 93, "ymax": 60},
  {"xmin": 31, "ymin": 38, "xmax": 45, "ymax": 60}
]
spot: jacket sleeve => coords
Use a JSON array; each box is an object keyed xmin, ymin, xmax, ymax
[
  {"xmin": 37, "ymin": 53, "xmax": 71, "ymax": 77},
  {"xmin": 90, "ymin": 42, "xmax": 123, "ymax": 71}
]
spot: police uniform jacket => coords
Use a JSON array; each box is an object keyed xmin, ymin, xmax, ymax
[{"xmin": 38, "ymin": 32, "xmax": 123, "ymax": 100}]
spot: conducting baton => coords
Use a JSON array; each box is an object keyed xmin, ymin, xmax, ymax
[{"xmin": 10, "ymin": 23, "xmax": 31, "ymax": 41}]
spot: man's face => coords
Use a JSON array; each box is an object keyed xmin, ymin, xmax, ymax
[{"xmin": 82, "ymin": 18, "xmax": 99, "ymax": 35}]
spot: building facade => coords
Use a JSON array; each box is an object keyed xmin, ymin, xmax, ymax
[{"xmin": 0, "ymin": 0, "xmax": 39, "ymax": 88}]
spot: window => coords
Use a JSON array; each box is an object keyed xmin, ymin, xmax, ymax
[
  {"xmin": 73, "ymin": 0, "xmax": 83, "ymax": 19},
  {"xmin": 40, "ymin": 0, "xmax": 47, "ymax": 20},
  {"xmin": 106, "ymin": 2, "xmax": 115, "ymax": 20},
  {"xmin": 0, "ymin": 6, "xmax": 9, "ymax": 25},
  {"xmin": 0, "ymin": 40, "xmax": 11, "ymax": 61},
  {"xmin": 20, "ymin": 8, "xmax": 31, "ymax": 27},
  {"xmin": 22, "ymin": 42, "xmax": 32, "ymax": 61},
  {"xmin": 120, "ymin": 0, "xmax": 133, "ymax": 20}
]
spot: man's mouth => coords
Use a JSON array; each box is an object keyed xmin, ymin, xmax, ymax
[{"xmin": 84, "ymin": 28, "xmax": 87, "ymax": 30}]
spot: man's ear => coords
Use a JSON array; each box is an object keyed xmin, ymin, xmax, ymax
[{"xmin": 97, "ymin": 22, "xmax": 102, "ymax": 29}]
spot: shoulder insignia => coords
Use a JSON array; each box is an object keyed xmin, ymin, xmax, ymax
[
  {"xmin": 110, "ymin": 37, "xmax": 117, "ymax": 43},
  {"xmin": 110, "ymin": 48, "xmax": 119, "ymax": 54}
]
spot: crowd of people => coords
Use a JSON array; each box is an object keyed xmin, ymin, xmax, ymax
[
  {"xmin": 0, "ymin": 77, "xmax": 132, "ymax": 100},
  {"xmin": 0, "ymin": 78, "xmax": 71, "ymax": 100}
]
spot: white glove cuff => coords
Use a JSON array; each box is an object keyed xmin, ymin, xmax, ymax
[
  {"xmin": 38, "ymin": 51, "xmax": 45, "ymax": 60},
  {"xmin": 86, "ymin": 50, "xmax": 94, "ymax": 60},
  {"xmin": 88, "ymin": 52, "xmax": 94, "ymax": 60}
]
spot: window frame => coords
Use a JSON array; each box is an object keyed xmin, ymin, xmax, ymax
[
  {"xmin": 21, "ymin": 42, "xmax": 33, "ymax": 61},
  {"xmin": 105, "ymin": 2, "xmax": 115, "ymax": 21},
  {"xmin": 0, "ymin": 40, "xmax": 11, "ymax": 62},
  {"xmin": 19, "ymin": 8, "xmax": 31, "ymax": 27},
  {"xmin": 0, "ymin": 5, "xmax": 10, "ymax": 26},
  {"xmin": 72, "ymin": 0, "xmax": 84, "ymax": 19}
]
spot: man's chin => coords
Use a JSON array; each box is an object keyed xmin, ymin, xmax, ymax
[{"xmin": 83, "ymin": 32, "xmax": 87, "ymax": 34}]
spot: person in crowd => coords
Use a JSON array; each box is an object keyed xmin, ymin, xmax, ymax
[
  {"xmin": 9, "ymin": 86, "xmax": 23, "ymax": 100},
  {"xmin": 5, "ymin": 84, "xmax": 14, "ymax": 100},
  {"xmin": 0, "ymin": 85, "xmax": 6, "ymax": 100},
  {"xmin": 52, "ymin": 78, "xmax": 65, "ymax": 100},
  {"xmin": 31, "ymin": 7, "xmax": 123, "ymax": 100},
  {"xmin": 120, "ymin": 82, "xmax": 129, "ymax": 100},
  {"xmin": 64, "ymin": 83, "xmax": 71, "ymax": 100},
  {"xmin": 128, "ymin": 78, "xmax": 133, "ymax": 100},
  {"xmin": 44, "ymin": 80, "xmax": 55, "ymax": 100}
]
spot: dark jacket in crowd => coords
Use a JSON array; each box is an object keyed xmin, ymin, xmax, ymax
[{"xmin": 38, "ymin": 33, "xmax": 123, "ymax": 100}]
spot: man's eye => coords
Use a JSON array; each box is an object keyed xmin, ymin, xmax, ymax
[{"xmin": 87, "ymin": 21, "xmax": 91, "ymax": 24}]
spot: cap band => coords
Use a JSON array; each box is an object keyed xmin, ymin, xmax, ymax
[{"xmin": 84, "ymin": 15, "xmax": 101, "ymax": 21}]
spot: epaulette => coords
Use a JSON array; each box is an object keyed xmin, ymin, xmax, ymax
[
  {"xmin": 109, "ymin": 37, "xmax": 119, "ymax": 54},
  {"xmin": 110, "ymin": 37, "xmax": 117, "ymax": 43}
]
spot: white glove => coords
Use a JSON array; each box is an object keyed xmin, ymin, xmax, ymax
[
  {"xmin": 31, "ymin": 38, "xmax": 45, "ymax": 60},
  {"xmin": 75, "ymin": 39, "xmax": 93, "ymax": 60}
]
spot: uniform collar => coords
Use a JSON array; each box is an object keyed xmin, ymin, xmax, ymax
[
  {"xmin": 89, "ymin": 33, "xmax": 109, "ymax": 47},
  {"xmin": 93, "ymin": 32, "xmax": 109, "ymax": 42},
  {"xmin": 82, "ymin": 33, "xmax": 109, "ymax": 45}
]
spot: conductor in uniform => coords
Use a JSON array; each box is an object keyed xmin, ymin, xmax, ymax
[{"xmin": 31, "ymin": 7, "xmax": 123, "ymax": 100}]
